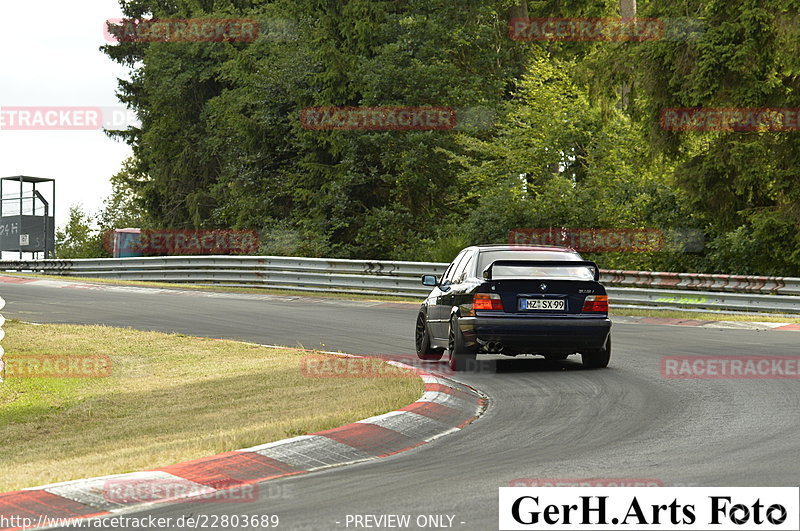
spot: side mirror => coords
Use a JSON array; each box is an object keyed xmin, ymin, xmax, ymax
[{"xmin": 421, "ymin": 274, "xmax": 438, "ymax": 287}]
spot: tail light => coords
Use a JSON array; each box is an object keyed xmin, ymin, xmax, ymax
[
  {"xmin": 473, "ymin": 293, "xmax": 504, "ymax": 311},
  {"xmin": 582, "ymin": 295, "xmax": 609, "ymax": 312}
]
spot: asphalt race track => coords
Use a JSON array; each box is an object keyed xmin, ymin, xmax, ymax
[{"xmin": 2, "ymin": 281, "xmax": 800, "ymax": 530}]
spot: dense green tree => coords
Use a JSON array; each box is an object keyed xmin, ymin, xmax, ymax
[
  {"xmin": 99, "ymin": 0, "xmax": 800, "ymax": 275},
  {"xmin": 613, "ymin": 0, "xmax": 800, "ymax": 274},
  {"xmin": 443, "ymin": 52, "xmax": 700, "ymax": 271},
  {"xmin": 56, "ymin": 206, "xmax": 106, "ymax": 259},
  {"xmin": 104, "ymin": 0, "xmax": 534, "ymax": 258}
]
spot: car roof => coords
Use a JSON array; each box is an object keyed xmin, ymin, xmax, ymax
[{"xmin": 470, "ymin": 244, "xmax": 577, "ymax": 253}]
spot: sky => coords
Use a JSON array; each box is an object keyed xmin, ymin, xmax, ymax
[{"xmin": 0, "ymin": 0, "xmax": 132, "ymax": 229}]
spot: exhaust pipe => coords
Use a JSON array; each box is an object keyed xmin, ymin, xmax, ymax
[{"xmin": 484, "ymin": 341, "xmax": 505, "ymax": 353}]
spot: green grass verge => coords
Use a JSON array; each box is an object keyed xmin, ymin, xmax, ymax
[{"xmin": 0, "ymin": 321, "xmax": 423, "ymax": 491}]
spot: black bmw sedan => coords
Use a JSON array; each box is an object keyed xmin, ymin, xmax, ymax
[{"xmin": 415, "ymin": 244, "xmax": 612, "ymax": 371}]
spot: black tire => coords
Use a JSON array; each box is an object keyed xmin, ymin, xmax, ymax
[
  {"xmin": 416, "ymin": 313, "xmax": 443, "ymax": 361},
  {"xmin": 581, "ymin": 336, "xmax": 611, "ymax": 369},
  {"xmin": 545, "ymin": 354, "xmax": 569, "ymax": 361},
  {"xmin": 448, "ymin": 316, "xmax": 476, "ymax": 371}
]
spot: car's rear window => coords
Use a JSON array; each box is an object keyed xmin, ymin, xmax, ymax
[{"xmin": 477, "ymin": 250, "xmax": 594, "ymax": 280}]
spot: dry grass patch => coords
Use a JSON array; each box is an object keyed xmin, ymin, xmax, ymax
[{"xmin": 0, "ymin": 321, "xmax": 423, "ymax": 491}]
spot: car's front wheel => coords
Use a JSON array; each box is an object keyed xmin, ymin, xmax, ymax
[
  {"xmin": 416, "ymin": 313, "xmax": 443, "ymax": 360},
  {"xmin": 448, "ymin": 316, "xmax": 476, "ymax": 371},
  {"xmin": 581, "ymin": 336, "xmax": 611, "ymax": 369}
]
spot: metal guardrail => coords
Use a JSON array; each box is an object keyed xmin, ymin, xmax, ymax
[
  {"xmin": 0, "ymin": 257, "xmax": 448, "ymax": 298},
  {"xmin": 602, "ymin": 270, "xmax": 800, "ymax": 296},
  {"xmin": 1, "ymin": 256, "xmax": 799, "ymax": 314}
]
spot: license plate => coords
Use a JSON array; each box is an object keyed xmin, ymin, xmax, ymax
[{"xmin": 521, "ymin": 298, "xmax": 565, "ymax": 310}]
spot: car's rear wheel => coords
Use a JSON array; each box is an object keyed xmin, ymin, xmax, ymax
[
  {"xmin": 416, "ymin": 313, "xmax": 443, "ymax": 360},
  {"xmin": 581, "ymin": 336, "xmax": 611, "ymax": 369},
  {"xmin": 448, "ymin": 316, "xmax": 476, "ymax": 371}
]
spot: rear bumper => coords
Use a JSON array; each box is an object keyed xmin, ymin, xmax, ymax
[{"xmin": 459, "ymin": 315, "xmax": 611, "ymax": 354}]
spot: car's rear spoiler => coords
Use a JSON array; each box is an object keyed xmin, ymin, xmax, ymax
[{"xmin": 482, "ymin": 260, "xmax": 600, "ymax": 281}]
